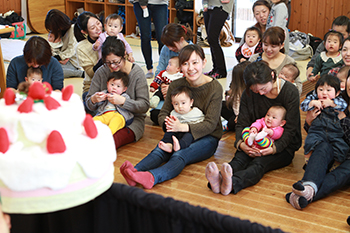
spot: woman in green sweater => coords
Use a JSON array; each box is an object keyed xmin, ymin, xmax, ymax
[
  {"xmin": 206, "ymin": 61, "xmax": 301, "ymax": 195},
  {"xmin": 120, "ymin": 44, "xmax": 223, "ymax": 189}
]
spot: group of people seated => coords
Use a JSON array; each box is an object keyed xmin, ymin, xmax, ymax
[{"xmin": 3, "ymin": 0, "xmax": 350, "ymax": 231}]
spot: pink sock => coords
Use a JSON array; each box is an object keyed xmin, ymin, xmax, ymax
[
  {"xmin": 205, "ymin": 162, "xmax": 221, "ymax": 194},
  {"xmin": 124, "ymin": 169, "xmax": 155, "ymax": 189},
  {"xmin": 220, "ymin": 163, "xmax": 233, "ymax": 195},
  {"xmin": 120, "ymin": 160, "xmax": 137, "ymax": 186}
]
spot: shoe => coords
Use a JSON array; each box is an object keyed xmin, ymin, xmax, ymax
[
  {"xmin": 204, "ymin": 70, "xmax": 215, "ymax": 76},
  {"xmin": 211, "ymin": 72, "xmax": 226, "ymax": 79},
  {"xmin": 146, "ymin": 72, "xmax": 154, "ymax": 79},
  {"xmin": 150, "ymin": 96, "xmax": 160, "ymax": 109}
]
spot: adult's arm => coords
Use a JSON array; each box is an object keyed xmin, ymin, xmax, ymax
[
  {"xmin": 76, "ymin": 44, "xmax": 95, "ymax": 79},
  {"xmin": 58, "ymin": 26, "xmax": 77, "ymax": 60},
  {"xmin": 235, "ymin": 45, "xmax": 244, "ymax": 62},
  {"xmin": 49, "ymin": 58, "xmax": 64, "ymax": 91},
  {"xmin": 307, "ymin": 42, "xmax": 325, "ymax": 69},
  {"xmin": 86, "ymin": 68, "xmax": 106, "ymax": 111},
  {"xmin": 270, "ymin": 4, "xmax": 288, "ymax": 28},
  {"xmin": 6, "ymin": 58, "xmax": 22, "ymax": 89},
  {"xmin": 155, "ymin": 46, "xmax": 171, "ymax": 77},
  {"xmin": 311, "ymin": 55, "xmax": 322, "ymax": 76}
]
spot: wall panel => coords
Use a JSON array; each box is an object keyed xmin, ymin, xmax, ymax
[{"xmin": 0, "ymin": 0, "xmax": 21, "ymax": 15}]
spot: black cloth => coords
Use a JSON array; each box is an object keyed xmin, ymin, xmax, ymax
[
  {"xmin": 10, "ymin": 183, "xmax": 285, "ymax": 233},
  {"xmin": 221, "ymin": 101, "xmax": 236, "ymax": 131}
]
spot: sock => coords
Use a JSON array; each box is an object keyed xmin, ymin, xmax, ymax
[
  {"xmin": 220, "ymin": 163, "xmax": 233, "ymax": 196},
  {"xmin": 205, "ymin": 162, "xmax": 221, "ymax": 194},
  {"xmin": 347, "ymin": 216, "xmax": 350, "ymax": 226},
  {"xmin": 286, "ymin": 192, "xmax": 309, "ymax": 210},
  {"xmin": 124, "ymin": 169, "xmax": 154, "ymax": 189},
  {"xmin": 150, "ymin": 95, "xmax": 160, "ymax": 109},
  {"xmin": 255, "ymin": 131, "xmax": 268, "ymax": 141},
  {"xmin": 120, "ymin": 160, "xmax": 137, "ymax": 186},
  {"xmin": 292, "ymin": 181, "xmax": 315, "ymax": 201}
]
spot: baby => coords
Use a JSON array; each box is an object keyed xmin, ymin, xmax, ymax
[
  {"xmin": 302, "ymin": 74, "xmax": 348, "ymax": 165},
  {"xmin": 278, "ymin": 63, "xmax": 300, "ymax": 84},
  {"xmin": 235, "ymin": 26, "xmax": 263, "ymax": 63},
  {"xmin": 25, "ymin": 67, "xmax": 43, "ymax": 85},
  {"xmin": 242, "ymin": 105, "xmax": 286, "ymax": 149},
  {"xmin": 308, "ymin": 30, "xmax": 344, "ymax": 81},
  {"xmin": 158, "ymin": 86, "xmax": 204, "ymax": 153},
  {"xmin": 149, "ymin": 56, "xmax": 183, "ymax": 108},
  {"xmin": 92, "ymin": 71, "xmax": 134, "ymax": 134},
  {"xmin": 93, "ymin": 13, "xmax": 134, "ymax": 70}
]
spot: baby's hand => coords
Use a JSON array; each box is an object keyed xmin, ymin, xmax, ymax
[
  {"xmin": 127, "ymin": 54, "xmax": 135, "ymax": 63},
  {"xmin": 263, "ymin": 128, "xmax": 274, "ymax": 136},
  {"xmin": 249, "ymin": 127, "xmax": 258, "ymax": 134},
  {"xmin": 310, "ymin": 99, "xmax": 323, "ymax": 110},
  {"xmin": 321, "ymin": 98, "xmax": 335, "ymax": 108},
  {"xmin": 240, "ymin": 58, "xmax": 247, "ymax": 63},
  {"xmin": 93, "ymin": 41, "xmax": 101, "ymax": 50},
  {"xmin": 150, "ymin": 87, "xmax": 156, "ymax": 92}
]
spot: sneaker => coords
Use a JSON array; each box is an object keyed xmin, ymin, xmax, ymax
[
  {"xmin": 204, "ymin": 70, "xmax": 215, "ymax": 76},
  {"xmin": 146, "ymin": 72, "xmax": 154, "ymax": 79},
  {"xmin": 211, "ymin": 72, "xmax": 226, "ymax": 79},
  {"xmin": 150, "ymin": 96, "xmax": 160, "ymax": 108}
]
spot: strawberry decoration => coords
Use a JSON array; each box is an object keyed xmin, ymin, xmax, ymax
[
  {"xmin": 47, "ymin": 130, "xmax": 66, "ymax": 153},
  {"xmin": 42, "ymin": 82, "xmax": 53, "ymax": 95},
  {"xmin": 0, "ymin": 128, "xmax": 10, "ymax": 153},
  {"xmin": 83, "ymin": 114, "xmax": 98, "ymax": 138},
  {"xmin": 4, "ymin": 88, "xmax": 15, "ymax": 105},
  {"xmin": 28, "ymin": 82, "xmax": 45, "ymax": 100},
  {"xmin": 62, "ymin": 85, "xmax": 74, "ymax": 101},
  {"xmin": 44, "ymin": 96, "xmax": 61, "ymax": 110},
  {"xmin": 17, "ymin": 97, "xmax": 34, "ymax": 113}
]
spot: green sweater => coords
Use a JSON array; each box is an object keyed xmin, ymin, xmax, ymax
[
  {"xmin": 159, "ymin": 77, "xmax": 223, "ymax": 140},
  {"xmin": 235, "ymin": 79, "xmax": 302, "ymax": 155}
]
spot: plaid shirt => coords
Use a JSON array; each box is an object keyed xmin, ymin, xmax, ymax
[{"xmin": 301, "ymin": 90, "xmax": 347, "ymax": 112}]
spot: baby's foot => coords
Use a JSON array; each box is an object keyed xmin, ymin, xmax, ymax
[
  {"xmin": 247, "ymin": 133, "xmax": 256, "ymax": 146},
  {"xmin": 205, "ymin": 162, "xmax": 221, "ymax": 194},
  {"xmin": 255, "ymin": 131, "xmax": 268, "ymax": 141},
  {"xmin": 220, "ymin": 163, "xmax": 233, "ymax": 195},
  {"xmin": 172, "ymin": 136, "xmax": 181, "ymax": 151},
  {"xmin": 158, "ymin": 141, "xmax": 173, "ymax": 153}
]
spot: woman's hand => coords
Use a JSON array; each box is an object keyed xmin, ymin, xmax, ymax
[
  {"xmin": 239, "ymin": 142, "xmax": 261, "ymax": 157},
  {"xmin": 259, "ymin": 147, "xmax": 273, "ymax": 156},
  {"xmin": 165, "ymin": 115, "xmax": 189, "ymax": 132},
  {"xmin": 305, "ymin": 108, "xmax": 321, "ymax": 126},
  {"xmin": 92, "ymin": 92, "xmax": 107, "ymax": 104},
  {"xmin": 107, "ymin": 93, "xmax": 126, "ymax": 105},
  {"xmin": 161, "ymin": 83, "xmax": 169, "ymax": 98},
  {"xmin": 338, "ymin": 110, "xmax": 346, "ymax": 120},
  {"xmin": 59, "ymin": 58, "xmax": 69, "ymax": 65}
]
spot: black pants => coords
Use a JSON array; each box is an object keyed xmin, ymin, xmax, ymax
[{"xmin": 221, "ymin": 101, "xmax": 236, "ymax": 131}]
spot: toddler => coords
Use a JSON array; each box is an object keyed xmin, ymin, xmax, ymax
[
  {"xmin": 149, "ymin": 56, "xmax": 183, "ymax": 108},
  {"xmin": 266, "ymin": 0, "xmax": 289, "ymax": 28},
  {"xmin": 93, "ymin": 13, "xmax": 134, "ymax": 70},
  {"xmin": 301, "ymin": 74, "xmax": 348, "ymax": 165},
  {"xmin": 92, "ymin": 71, "xmax": 134, "ymax": 134},
  {"xmin": 235, "ymin": 26, "xmax": 263, "ymax": 63},
  {"xmin": 158, "ymin": 86, "xmax": 204, "ymax": 153},
  {"xmin": 242, "ymin": 105, "xmax": 286, "ymax": 149},
  {"xmin": 278, "ymin": 63, "xmax": 300, "ymax": 84},
  {"xmin": 309, "ymin": 30, "xmax": 344, "ymax": 80}
]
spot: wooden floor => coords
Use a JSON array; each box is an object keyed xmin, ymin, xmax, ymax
[{"xmin": 113, "ymin": 82, "xmax": 350, "ymax": 233}]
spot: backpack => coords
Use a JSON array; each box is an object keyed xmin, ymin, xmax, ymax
[
  {"xmin": 288, "ymin": 30, "xmax": 313, "ymax": 60},
  {"xmin": 308, "ymin": 35, "xmax": 322, "ymax": 54}
]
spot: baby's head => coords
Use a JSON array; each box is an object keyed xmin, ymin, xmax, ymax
[
  {"xmin": 264, "ymin": 105, "xmax": 287, "ymax": 129},
  {"xmin": 278, "ymin": 64, "xmax": 300, "ymax": 83},
  {"xmin": 166, "ymin": 56, "xmax": 181, "ymax": 75},
  {"xmin": 107, "ymin": 71, "xmax": 129, "ymax": 95},
  {"xmin": 315, "ymin": 74, "xmax": 341, "ymax": 100},
  {"xmin": 170, "ymin": 86, "xmax": 194, "ymax": 115},
  {"xmin": 323, "ymin": 30, "xmax": 343, "ymax": 53},
  {"xmin": 337, "ymin": 66, "xmax": 350, "ymax": 90},
  {"xmin": 25, "ymin": 67, "xmax": 43, "ymax": 85},
  {"xmin": 105, "ymin": 13, "xmax": 123, "ymax": 37},
  {"xmin": 244, "ymin": 26, "xmax": 262, "ymax": 48}
]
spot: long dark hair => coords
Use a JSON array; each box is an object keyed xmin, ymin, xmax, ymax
[
  {"xmin": 101, "ymin": 36, "xmax": 126, "ymax": 63},
  {"xmin": 74, "ymin": 11, "xmax": 99, "ymax": 42},
  {"xmin": 45, "ymin": 9, "xmax": 71, "ymax": 40},
  {"xmin": 161, "ymin": 23, "xmax": 194, "ymax": 47}
]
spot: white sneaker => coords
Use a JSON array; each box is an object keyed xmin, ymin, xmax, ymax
[{"xmin": 150, "ymin": 96, "xmax": 160, "ymax": 108}]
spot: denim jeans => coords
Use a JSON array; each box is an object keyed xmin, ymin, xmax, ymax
[
  {"xmin": 302, "ymin": 141, "xmax": 337, "ymax": 194},
  {"xmin": 228, "ymin": 148, "xmax": 294, "ymax": 194},
  {"xmin": 203, "ymin": 7, "xmax": 228, "ymax": 76},
  {"xmin": 133, "ymin": 2, "xmax": 168, "ymax": 70},
  {"xmin": 135, "ymin": 135, "xmax": 219, "ymax": 185},
  {"xmin": 313, "ymin": 159, "xmax": 350, "ymax": 201}
]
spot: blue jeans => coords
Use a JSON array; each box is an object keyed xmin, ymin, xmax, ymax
[
  {"xmin": 302, "ymin": 141, "xmax": 337, "ymax": 194},
  {"xmin": 135, "ymin": 135, "xmax": 219, "ymax": 185},
  {"xmin": 313, "ymin": 159, "xmax": 350, "ymax": 201},
  {"xmin": 133, "ymin": 2, "xmax": 168, "ymax": 70}
]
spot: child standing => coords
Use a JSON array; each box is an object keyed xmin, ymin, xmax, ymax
[
  {"xmin": 149, "ymin": 56, "xmax": 183, "ymax": 108},
  {"xmin": 158, "ymin": 86, "xmax": 204, "ymax": 153},
  {"xmin": 242, "ymin": 105, "xmax": 286, "ymax": 149},
  {"xmin": 235, "ymin": 27, "xmax": 263, "ymax": 63},
  {"xmin": 278, "ymin": 63, "xmax": 300, "ymax": 87},
  {"xmin": 266, "ymin": 0, "xmax": 288, "ymax": 28},
  {"xmin": 93, "ymin": 13, "xmax": 134, "ymax": 71},
  {"xmin": 308, "ymin": 30, "xmax": 344, "ymax": 80},
  {"xmin": 301, "ymin": 74, "xmax": 348, "ymax": 165},
  {"xmin": 92, "ymin": 71, "xmax": 134, "ymax": 134},
  {"xmin": 221, "ymin": 61, "xmax": 250, "ymax": 131}
]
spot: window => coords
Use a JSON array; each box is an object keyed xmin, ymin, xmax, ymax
[{"xmin": 233, "ymin": 0, "xmax": 256, "ymax": 39}]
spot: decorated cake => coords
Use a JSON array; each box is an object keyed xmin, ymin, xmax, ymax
[{"xmin": 0, "ymin": 83, "xmax": 117, "ymax": 214}]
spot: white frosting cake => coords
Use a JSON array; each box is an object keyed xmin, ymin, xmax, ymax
[{"xmin": 0, "ymin": 84, "xmax": 117, "ymax": 214}]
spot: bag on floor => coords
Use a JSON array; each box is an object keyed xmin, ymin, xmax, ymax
[
  {"xmin": 10, "ymin": 21, "xmax": 26, "ymax": 39},
  {"xmin": 288, "ymin": 30, "xmax": 313, "ymax": 60}
]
